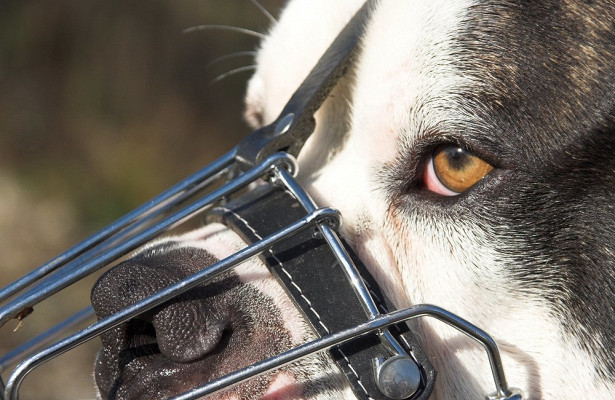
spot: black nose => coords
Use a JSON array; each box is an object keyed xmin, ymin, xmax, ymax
[{"xmin": 90, "ymin": 243, "xmax": 237, "ymax": 399}]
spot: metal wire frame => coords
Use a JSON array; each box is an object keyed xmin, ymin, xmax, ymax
[
  {"xmin": 166, "ymin": 304, "xmax": 520, "ymax": 400},
  {"xmin": 0, "ymin": 149, "xmax": 237, "ymax": 327},
  {"xmin": 0, "ymin": 151, "xmax": 329, "ymax": 399},
  {"xmin": 0, "ymin": 151, "xmax": 521, "ymax": 400},
  {"xmin": 0, "ymin": 150, "xmax": 236, "ymax": 308}
]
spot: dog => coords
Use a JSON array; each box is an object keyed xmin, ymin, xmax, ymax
[{"xmin": 90, "ymin": 0, "xmax": 615, "ymax": 399}]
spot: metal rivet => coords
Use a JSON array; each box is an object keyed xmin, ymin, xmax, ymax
[
  {"xmin": 274, "ymin": 113, "xmax": 294, "ymax": 136},
  {"xmin": 376, "ymin": 356, "xmax": 421, "ymax": 399},
  {"xmin": 485, "ymin": 388, "xmax": 524, "ymax": 400}
]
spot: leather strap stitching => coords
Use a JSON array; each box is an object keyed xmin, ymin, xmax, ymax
[{"xmin": 216, "ymin": 205, "xmax": 373, "ymax": 399}]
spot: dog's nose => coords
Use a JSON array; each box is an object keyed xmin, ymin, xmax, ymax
[
  {"xmin": 91, "ymin": 244, "xmax": 231, "ymax": 362},
  {"xmin": 90, "ymin": 244, "xmax": 242, "ymax": 399}
]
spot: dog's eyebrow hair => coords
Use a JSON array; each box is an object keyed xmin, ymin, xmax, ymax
[{"xmin": 392, "ymin": 118, "xmax": 508, "ymax": 172}]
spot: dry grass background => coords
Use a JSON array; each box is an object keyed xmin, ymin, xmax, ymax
[{"xmin": 0, "ymin": 1, "xmax": 284, "ymax": 398}]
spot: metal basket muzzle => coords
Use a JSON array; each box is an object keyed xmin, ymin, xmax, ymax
[
  {"xmin": 0, "ymin": 151, "xmax": 520, "ymax": 400},
  {"xmin": 0, "ymin": 1, "xmax": 523, "ymax": 399}
]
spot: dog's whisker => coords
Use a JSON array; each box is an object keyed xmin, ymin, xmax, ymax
[
  {"xmin": 205, "ymin": 51, "xmax": 257, "ymax": 70},
  {"xmin": 249, "ymin": 0, "xmax": 277, "ymax": 25},
  {"xmin": 209, "ymin": 65, "xmax": 257, "ymax": 86},
  {"xmin": 183, "ymin": 24, "xmax": 266, "ymax": 40}
]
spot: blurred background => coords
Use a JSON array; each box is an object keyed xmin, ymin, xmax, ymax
[{"xmin": 0, "ymin": 1, "xmax": 284, "ymax": 398}]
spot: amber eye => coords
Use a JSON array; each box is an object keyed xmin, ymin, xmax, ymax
[{"xmin": 424, "ymin": 146, "xmax": 494, "ymax": 195}]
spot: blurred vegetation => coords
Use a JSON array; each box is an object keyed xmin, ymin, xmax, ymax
[{"xmin": 0, "ymin": 1, "xmax": 283, "ymax": 398}]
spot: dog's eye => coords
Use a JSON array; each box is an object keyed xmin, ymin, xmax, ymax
[{"xmin": 423, "ymin": 146, "xmax": 494, "ymax": 196}]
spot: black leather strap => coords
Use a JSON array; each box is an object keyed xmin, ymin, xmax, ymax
[
  {"xmin": 207, "ymin": 184, "xmax": 435, "ymax": 399},
  {"xmin": 236, "ymin": 1, "xmax": 373, "ymax": 168}
]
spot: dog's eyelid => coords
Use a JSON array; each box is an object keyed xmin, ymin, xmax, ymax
[{"xmin": 410, "ymin": 124, "xmax": 503, "ymax": 168}]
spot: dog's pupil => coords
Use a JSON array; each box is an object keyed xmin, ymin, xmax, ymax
[{"xmin": 444, "ymin": 147, "xmax": 470, "ymax": 171}]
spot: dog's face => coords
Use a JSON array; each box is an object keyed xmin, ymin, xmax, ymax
[{"xmin": 92, "ymin": 0, "xmax": 615, "ymax": 399}]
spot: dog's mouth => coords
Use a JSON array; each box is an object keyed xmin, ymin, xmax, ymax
[{"xmin": 91, "ymin": 242, "xmax": 299, "ymax": 400}]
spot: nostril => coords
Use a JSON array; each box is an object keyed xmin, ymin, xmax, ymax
[
  {"xmin": 121, "ymin": 319, "xmax": 160, "ymax": 363},
  {"xmin": 152, "ymin": 299, "xmax": 231, "ymax": 363}
]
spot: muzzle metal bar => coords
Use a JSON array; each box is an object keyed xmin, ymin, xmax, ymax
[
  {"xmin": 0, "ymin": 306, "xmax": 93, "ymax": 374},
  {"xmin": 166, "ymin": 304, "xmax": 520, "ymax": 400},
  {"xmin": 0, "ymin": 150, "xmax": 236, "ymax": 308}
]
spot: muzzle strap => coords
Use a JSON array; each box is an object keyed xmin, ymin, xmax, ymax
[{"xmin": 208, "ymin": 183, "xmax": 436, "ymax": 400}]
